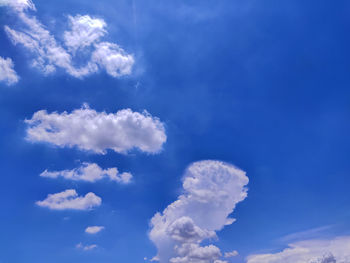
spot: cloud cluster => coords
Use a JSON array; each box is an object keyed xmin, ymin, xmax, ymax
[
  {"xmin": 25, "ymin": 105, "xmax": 166, "ymax": 154},
  {"xmin": 36, "ymin": 189, "xmax": 101, "ymax": 210},
  {"xmin": 3, "ymin": 3, "xmax": 134, "ymax": 78},
  {"xmin": 0, "ymin": 56, "xmax": 19, "ymax": 85},
  {"xmin": 40, "ymin": 162, "xmax": 132, "ymax": 184},
  {"xmin": 247, "ymin": 236, "xmax": 350, "ymax": 263},
  {"xmin": 85, "ymin": 226, "xmax": 105, "ymax": 234},
  {"xmin": 149, "ymin": 160, "xmax": 248, "ymax": 263}
]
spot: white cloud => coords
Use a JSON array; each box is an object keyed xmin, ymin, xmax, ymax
[
  {"xmin": 171, "ymin": 244, "xmax": 222, "ymax": 263},
  {"xmin": 224, "ymin": 250, "xmax": 238, "ymax": 258},
  {"xmin": 40, "ymin": 162, "xmax": 132, "ymax": 184},
  {"xmin": 166, "ymin": 216, "xmax": 217, "ymax": 243},
  {"xmin": 4, "ymin": 13, "xmax": 83, "ymax": 76},
  {"xmin": 3, "ymin": 4, "xmax": 134, "ymax": 78},
  {"xmin": 36, "ymin": 189, "xmax": 101, "ymax": 210},
  {"xmin": 64, "ymin": 15, "xmax": 106, "ymax": 52},
  {"xmin": 76, "ymin": 243, "xmax": 98, "ymax": 251},
  {"xmin": 85, "ymin": 226, "xmax": 104, "ymax": 234},
  {"xmin": 25, "ymin": 105, "xmax": 166, "ymax": 154},
  {"xmin": 91, "ymin": 42, "xmax": 134, "ymax": 77},
  {"xmin": 246, "ymin": 236, "xmax": 350, "ymax": 263},
  {"xmin": 0, "ymin": 0, "xmax": 35, "ymax": 10},
  {"xmin": 149, "ymin": 160, "xmax": 249, "ymax": 263},
  {"xmin": 0, "ymin": 56, "xmax": 19, "ymax": 85}
]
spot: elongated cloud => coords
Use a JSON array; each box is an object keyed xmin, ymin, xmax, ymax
[
  {"xmin": 3, "ymin": 2, "xmax": 134, "ymax": 78},
  {"xmin": 76, "ymin": 243, "xmax": 97, "ymax": 251},
  {"xmin": 149, "ymin": 160, "xmax": 249, "ymax": 263},
  {"xmin": 0, "ymin": 56, "xmax": 19, "ymax": 85},
  {"xmin": 85, "ymin": 226, "xmax": 104, "ymax": 234},
  {"xmin": 36, "ymin": 189, "xmax": 101, "ymax": 210},
  {"xmin": 25, "ymin": 105, "xmax": 166, "ymax": 154},
  {"xmin": 247, "ymin": 236, "xmax": 350, "ymax": 263},
  {"xmin": 40, "ymin": 162, "xmax": 132, "ymax": 184}
]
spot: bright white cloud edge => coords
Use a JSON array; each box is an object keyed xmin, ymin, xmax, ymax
[{"xmin": 0, "ymin": 0, "xmax": 35, "ymax": 10}]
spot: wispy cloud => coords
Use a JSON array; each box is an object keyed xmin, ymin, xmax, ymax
[
  {"xmin": 0, "ymin": 56, "xmax": 19, "ymax": 85},
  {"xmin": 3, "ymin": 1, "xmax": 134, "ymax": 78},
  {"xmin": 76, "ymin": 243, "xmax": 98, "ymax": 251},
  {"xmin": 279, "ymin": 225, "xmax": 335, "ymax": 243}
]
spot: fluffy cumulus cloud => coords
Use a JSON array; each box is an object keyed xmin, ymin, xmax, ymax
[
  {"xmin": 0, "ymin": 56, "xmax": 19, "ymax": 85},
  {"xmin": 247, "ymin": 236, "xmax": 350, "ymax": 263},
  {"xmin": 36, "ymin": 189, "xmax": 101, "ymax": 210},
  {"xmin": 25, "ymin": 105, "xmax": 166, "ymax": 154},
  {"xmin": 85, "ymin": 226, "xmax": 105, "ymax": 234},
  {"xmin": 149, "ymin": 160, "xmax": 249, "ymax": 263},
  {"xmin": 40, "ymin": 162, "xmax": 132, "ymax": 184},
  {"xmin": 3, "ymin": 1, "xmax": 134, "ymax": 78}
]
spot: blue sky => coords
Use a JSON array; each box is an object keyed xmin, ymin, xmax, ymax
[{"xmin": 0, "ymin": 0, "xmax": 350, "ymax": 262}]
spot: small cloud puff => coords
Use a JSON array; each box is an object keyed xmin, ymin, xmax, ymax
[
  {"xmin": 85, "ymin": 226, "xmax": 105, "ymax": 234},
  {"xmin": 224, "ymin": 250, "xmax": 238, "ymax": 258},
  {"xmin": 36, "ymin": 189, "xmax": 101, "ymax": 210}
]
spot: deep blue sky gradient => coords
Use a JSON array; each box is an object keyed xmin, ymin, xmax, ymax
[{"xmin": 0, "ymin": 0, "xmax": 350, "ymax": 262}]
